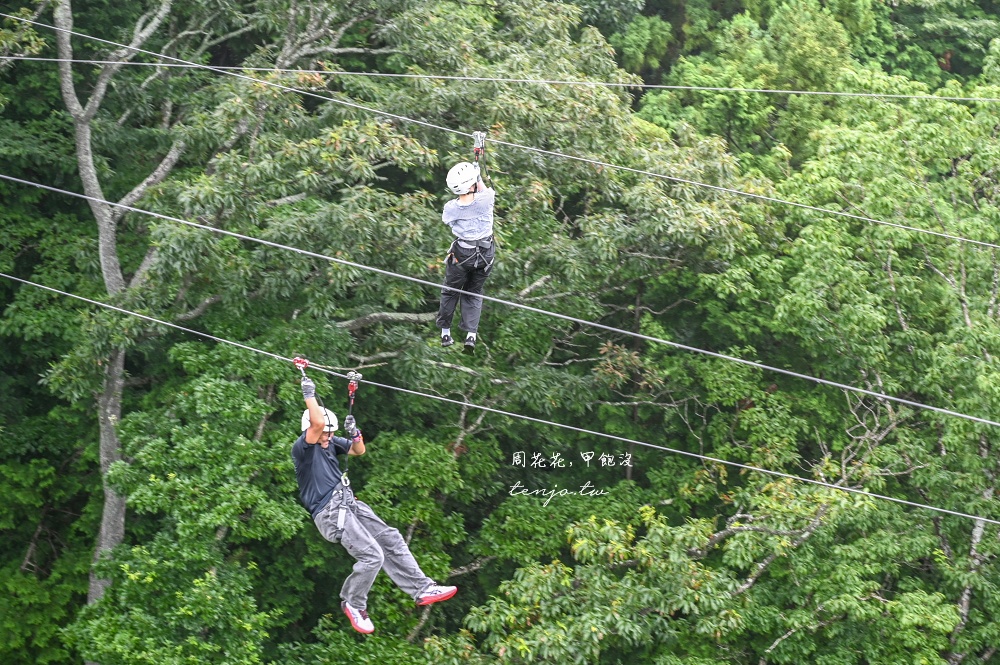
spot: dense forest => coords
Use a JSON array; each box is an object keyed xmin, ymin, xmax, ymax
[{"xmin": 3, "ymin": 0, "xmax": 1000, "ymax": 662}]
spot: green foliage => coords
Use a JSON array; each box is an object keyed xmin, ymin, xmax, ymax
[
  {"xmin": 64, "ymin": 536, "xmax": 271, "ymax": 665},
  {"xmin": 609, "ymin": 15, "xmax": 673, "ymax": 74},
  {"xmin": 565, "ymin": 0, "xmax": 645, "ymax": 33},
  {"xmin": 0, "ymin": 9, "xmax": 45, "ymax": 110},
  {"xmin": 5, "ymin": 0, "xmax": 1000, "ymax": 663}
]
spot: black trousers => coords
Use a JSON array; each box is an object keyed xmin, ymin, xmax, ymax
[{"xmin": 436, "ymin": 240, "xmax": 495, "ymax": 333}]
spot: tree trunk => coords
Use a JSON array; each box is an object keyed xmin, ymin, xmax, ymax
[
  {"xmin": 54, "ymin": 0, "xmax": 180, "ymax": 614},
  {"xmin": 87, "ymin": 347, "xmax": 127, "ymax": 603}
]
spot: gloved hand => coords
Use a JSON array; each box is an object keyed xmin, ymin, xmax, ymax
[
  {"xmin": 343, "ymin": 414, "xmax": 359, "ymax": 438},
  {"xmin": 351, "ymin": 429, "xmax": 364, "ymax": 447},
  {"xmin": 301, "ymin": 376, "xmax": 316, "ymax": 400}
]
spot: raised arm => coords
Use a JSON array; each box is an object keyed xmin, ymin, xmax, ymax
[
  {"xmin": 301, "ymin": 377, "xmax": 327, "ymax": 444},
  {"xmin": 343, "ymin": 414, "xmax": 366, "ymax": 456}
]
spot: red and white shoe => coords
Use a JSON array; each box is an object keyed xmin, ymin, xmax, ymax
[
  {"xmin": 416, "ymin": 584, "xmax": 458, "ymax": 606},
  {"xmin": 342, "ymin": 601, "xmax": 374, "ymax": 633}
]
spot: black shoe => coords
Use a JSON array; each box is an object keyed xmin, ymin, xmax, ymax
[
  {"xmin": 463, "ymin": 335, "xmax": 476, "ymax": 354},
  {"xmin": 441, "ymin": 334, "xmax": 454, "ymax": 348}
]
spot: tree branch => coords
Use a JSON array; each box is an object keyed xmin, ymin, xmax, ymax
[
  {"xmin": 732, "ymin": 504, "xmax": 830, "ymax": 596},
  {"xmin": 405, "ymin": 518, "xmax": 417, "ymax": 545},
  {"xmin": 689, "ymin": 525, "xmax": 805, "ymax": 559},
  {"xmin": 53, "ymin": 0, "xmax": 85, "ymax": 118},
  {"xmin": 448, "ymin": 556, "xmax": 496, "ymax": 578},
  {"xmin": 336, "ymin": 311, "xmax": 435, "ymax": 331},
  {"xmin": 112, "ymin": 138, "xmax": 186, "ymax": 222},
  {"xmin": 175, "ymin": 295, "xmax": 223, "ymax": 321},
  {"xmin": 517, "ymin": 274, "xmax": 551, "ymax": 298},
  {"xmin": 406, "ymin": 605, "xmax": 432, "ymax": 643},
  {"xmin": 298, "ymin": 45, "xmax": 396, "ymax": 58},
  {"xmin": 20, "ymin": 518, "xmax": 47, "ymax": 573},
  {"xmin": 128, "ymin": 245, "xmax": 158, "ymax": 289},
  {"xmin": 253, "ymin": 385, "xmax": 276, "ymax": 442},
  {"xmin": 83, "ymin": 0, "xmax": 175, "ymax": 122},
  {"xmin": 759, "ymin": 607, "xmax": 838, "ymax": 664},
  {"xmin": 346, "ymin": 350, "xmax": 400, "ymax": 365},
  {"xmin": 266, "ymin": 192, "xmax": 309, "ymax": 207}
]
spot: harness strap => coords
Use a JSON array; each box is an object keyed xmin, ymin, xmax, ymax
[
  {"xmin": 450, "ymin": 237, "xmax": 496, "ymax": 270},
  {"xmin": 336, "ymin": 482, "xmax": 351, "ymax": 531}
]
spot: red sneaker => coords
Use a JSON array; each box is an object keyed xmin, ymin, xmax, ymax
[
  {"xmin": 342, "ymin": 601, "xmax": 374, "ymax": 633},
  {"xmin": 416, "ymin": 584, "xmax": 458, "ymax": 606}
]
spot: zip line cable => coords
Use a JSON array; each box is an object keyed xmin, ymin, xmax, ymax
[
  {"xmin": 4, "ymin": 15, "xmax": 1000, "ymax": 253},
  {"xmin": 2, "ymin": 270, "xmax": 998, "ymax": 527},
  {"xmin": 5, "ymin": 19, "xmax": 1000, "ymax": 530},
  {"xmin": 5, "ymin": 170, "xmax": 1000, "ymax": 431},
  {"xmin": 5, "ymin": 20, "xmax": 1000, "ymax": 425},
  {"xmin": 6, "ymin": 56, "xmax": 1000, "ymax": 104},
  {"xmin": 0, "ymin": 14, "xmax": 462, "ymax": 136}
]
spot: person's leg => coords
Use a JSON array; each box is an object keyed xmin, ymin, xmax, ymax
[
  {"xmin": 315, "ymin": 501, "xmax": 385, "ymax": 610},
  {"xmin": 351, "ymin": 499, "xmax": 434, "ymax": 600},
  {"xmin": 436, "ymin": 247, "xmax": 471, "ymax": 331},
  {"xmin": 458, "ymin": 262, "xmax": 492, "ymax": 334}
]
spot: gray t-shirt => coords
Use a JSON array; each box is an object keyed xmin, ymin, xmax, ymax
[{"xmin": 442, "ymin": 186, "xmax": 495, "ymax": 241}]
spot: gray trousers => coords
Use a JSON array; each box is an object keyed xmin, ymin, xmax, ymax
[
  {"xmin": 436, "ymin": 240, "xmax": 495, "ymax": 334},
  {"xmin": 313, "ymin": 487, "xmax": 434, "ymax": 610}
]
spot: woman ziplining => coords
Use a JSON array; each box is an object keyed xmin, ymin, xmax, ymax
[{"xmin": 436, "ymin": 131, "xmax": 497, "ymax": 354}]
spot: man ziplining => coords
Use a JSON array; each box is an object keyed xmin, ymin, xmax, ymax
[
  {"xmin": 437, "ymin": 131, "xmax": 497, "ymax": 354},
  {"xmin": 291, "ymin": 369, "xmax": 456, "ymax": 634}
]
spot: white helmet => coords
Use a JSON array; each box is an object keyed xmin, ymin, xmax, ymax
[
  {"xmin": 446, "ymin": 162, "xmax": 479, "ymax": 195},
  {"xmin": 301, "ymin": 408, "xmax": 338, "ymax": 433}
]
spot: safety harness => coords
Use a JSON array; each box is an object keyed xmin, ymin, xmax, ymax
[{"xmin": 449, "ymin": 236, "xmax": 495, "ymax": 271}]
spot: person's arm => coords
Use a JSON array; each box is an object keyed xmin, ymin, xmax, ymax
[
  {"xmin": 442, "ymin": 199, "xmax": 456, "ymax": 227},
  {"xmin": 301, "ymin": 377, "xmax": 326, "ymax": 444},
  {"xmin": 478, "ymin": 180, "xmax": 496, "ymax": 204},
  {"xmin": 343, "ymin": 415, "xmax": 366, "ymax": 456},
  {"xmin": 348, "ymin": 430, "xmax": 366, "ymax": 456}
]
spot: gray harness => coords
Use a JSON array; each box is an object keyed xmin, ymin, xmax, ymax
[
  {"xmin": 451, "ymin": 235, "xmax": 495, "ymax": 270},
  {"xmin": 336, "ymin": 471, "xmax": 352, "ymax": 533}
]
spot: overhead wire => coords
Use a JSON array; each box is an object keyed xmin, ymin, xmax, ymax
[
  {"xmin": 4, "ymin": 18, "xmax": 1000, "ymax": 528},
  {"xmin": 4, "ymin": 16, "xmax": 1000, "ymax": 437},
  {"xmin": 6, "ymin": 56, "xmax": 1000, "ymax": 104},
  {"xmin": 4, "ymin": 15, "xmax": 1000, "ymax": 253},
  {"xmin": 5, "ymin": 18, "xmax": 1000, "ymax": 456},
  {"xmin": 4, "ymin": 170, "xmax": 1000, "ymax": 431},
  {"xmin": 2, "ymin": 270, "xmax": 998, "ymax": 526}
]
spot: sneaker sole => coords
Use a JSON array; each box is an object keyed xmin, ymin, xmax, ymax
[
  {"xmin": 417, "ymin": 587, "xmax": 458, "ymax": 606},
  {"xmin": 343, "ymin": 605, "xmax": 374, "ymax": 634}
]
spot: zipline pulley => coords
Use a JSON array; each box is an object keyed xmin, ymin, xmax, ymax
[
  {"xmin": 343, "ymin": 370, "xmax": 362, "ymax": 437},
  {"xmin": 472, "ymin": 130, "xmax": 492, "ymax": 188},
  {"xmin": 472, "ymin": 131, "xmax": 486, "ymax": 162},
  {"xmin": 340, "ymin": 370, "xmax": 363, "ymax": 488}
]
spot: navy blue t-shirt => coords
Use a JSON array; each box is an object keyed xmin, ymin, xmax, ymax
[{"xmin": 291, "ymin": 432, "xmax": 352, "ymax": 518}]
